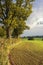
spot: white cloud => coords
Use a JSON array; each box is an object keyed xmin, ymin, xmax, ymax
[
  {"xmin": 26, "ymin": 1, "xmax": 43, "ymax": 28},
  {"xmin": 22, "ymin": 0, "xmax": 43, "ymax": 36}
]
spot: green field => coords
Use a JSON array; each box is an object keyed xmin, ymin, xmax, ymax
[{"xmin": 9, "ymin": 39, "xmax": 43, "ymax": 65}]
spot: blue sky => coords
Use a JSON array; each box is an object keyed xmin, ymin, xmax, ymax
[{"xmin": 21, "ymin": 0, "xmax": 43, "ymax": 36}]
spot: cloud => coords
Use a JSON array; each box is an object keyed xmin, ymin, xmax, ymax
[
  {"xmin": 21, "ymin": 0, "xmax": 43, "ymax": 36},
  {"xmin": 26, "ymin": 0, "xmax": 43, "ymax": 27}
]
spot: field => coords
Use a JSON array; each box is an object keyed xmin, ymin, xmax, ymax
[{"xmin": 9, "ymin": 39, "xmax": 43, "ymax": 65}]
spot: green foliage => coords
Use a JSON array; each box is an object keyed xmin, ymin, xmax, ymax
[
  {"xmin": 12, "ymin": 18, "xmax": 29, "ymax": 38},
  {"xmin": 0, "ymin": 27, "xmax": 6, "ymax": 37},
  {"xmin": 0, "ymin": 0, "xmax": 34, "ymax": 38}
]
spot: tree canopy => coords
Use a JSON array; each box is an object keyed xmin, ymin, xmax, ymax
[{"xmin": 0, "ymin": 0, "xmax": 34, "ymax": 38}]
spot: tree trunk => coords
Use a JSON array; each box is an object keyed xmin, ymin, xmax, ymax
[{"xmin": 6, "ymin": 27, "xmax": 10, "ymax": 38}]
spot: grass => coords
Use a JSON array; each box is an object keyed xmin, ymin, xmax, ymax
[
  {"xmin": 9, "ymin": 39, "xmax": 43, "ymax": 65},
  {"xmin": 0, "ymin": 38, "xmax": 22, "ymax": 65},
  {"xmin": 0, "ymin": 38, "xmax": 43, "ymax": 65}
]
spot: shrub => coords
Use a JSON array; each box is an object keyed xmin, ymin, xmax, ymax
[
  {"xmin": 28, "ymin": 37, "xmax": 34, "ymax": 40},
  {"xmin": 0, "ymin": 27, "xmax": 6, "ymax": 37}
]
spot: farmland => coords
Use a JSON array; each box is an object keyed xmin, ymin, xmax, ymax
[{"xmin": 9, "ymin": 39, "xmax": 43, "ymax": 65}]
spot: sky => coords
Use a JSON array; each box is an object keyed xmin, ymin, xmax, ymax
[{"xmin": 21, "ymin": 0, "xmax": 43, "ymax": 36}]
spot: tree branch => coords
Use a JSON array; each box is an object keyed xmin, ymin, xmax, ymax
[{"xmin": 0, "ymin": 0, "xmax": 5, "ymax": 18}]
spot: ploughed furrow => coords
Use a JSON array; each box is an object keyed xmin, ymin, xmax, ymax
[{"xmin": 9, "ymin": 48, "xmax": 43, "ymax": 65}]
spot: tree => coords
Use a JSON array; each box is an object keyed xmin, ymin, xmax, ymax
[
  {"xmin": 12, "ymin": 19, "xmax": 29, "ymax": 38},
  {"xmin": 0, "ymin": 0, "xmax": 34, "ymax": 38}
]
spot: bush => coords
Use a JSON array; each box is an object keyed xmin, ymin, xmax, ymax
[
  {"xmin": 28, "ymin": 37, "xmax": 34, "ymax": 40},
  {"xmin": 0, "ymin": 27, "xmax": 6, "ymax": 37}
]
